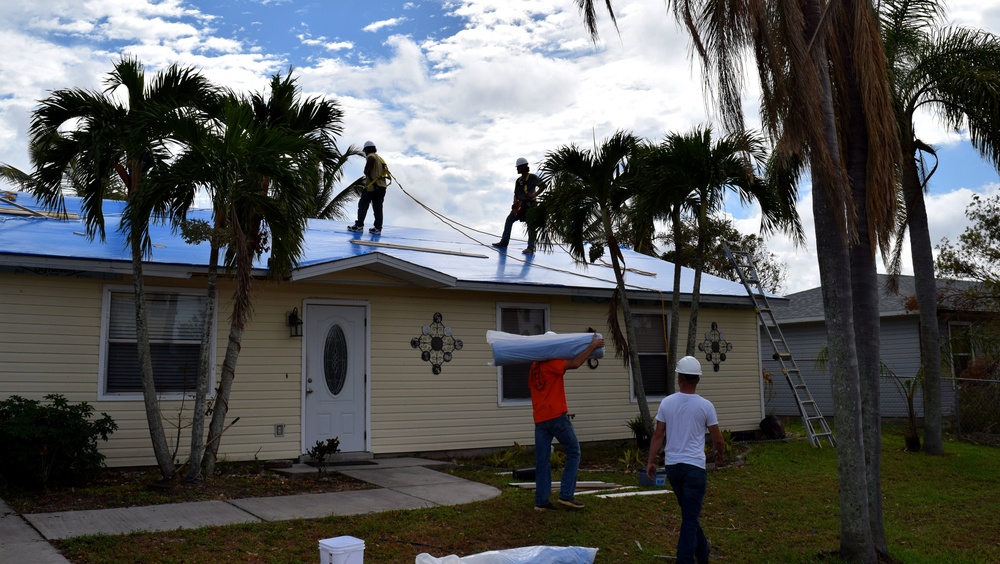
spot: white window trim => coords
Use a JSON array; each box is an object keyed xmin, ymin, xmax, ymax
[
  {"xmin": 98, "ymin": 284, "xmax": 219, "ymax": 401},
  {"xmin": 495, "ymin": 302, "xmax": 550, "ymax": 407},
  {"xmin": 629, "ymin": 309, "xmax": 671, "ymax": 404}
]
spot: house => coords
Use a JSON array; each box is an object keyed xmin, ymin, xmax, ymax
[
  {"xmin": 1, "ymin": 192, "xmax": 764, "ymax": 467},
  {"xmin": 762, "ymin": 274, "xmax": 988, "ymax": 419}
]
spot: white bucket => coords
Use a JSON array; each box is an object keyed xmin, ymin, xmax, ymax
[{"xmin": 318, "ymin": 535, "xmax": 365, "ymax": 564}]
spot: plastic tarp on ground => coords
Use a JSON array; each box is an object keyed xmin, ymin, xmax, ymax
[
  {"xmin": 415, "ymin": 545, "xmax": 598, "ymax": 563},
  {"xmin": 485, "ymin": 331, "xmax": 605, "ymax": 367}
]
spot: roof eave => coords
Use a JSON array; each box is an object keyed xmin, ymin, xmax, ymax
[{"xmin": 0, "ymin": 254, "xmax": 195, "ymax": 279}]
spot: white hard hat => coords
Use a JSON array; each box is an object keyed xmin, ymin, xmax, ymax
[
  {"xmin": 363, "ymin": 141, "xmax": 376, "ymax": 149},
  {"xmin": 676, "ymin": 356, "xmax": 703, "ymax": 376},
  {"xmin": 515, "ymin": 157, "xmax": 529, "ymax": 167}
]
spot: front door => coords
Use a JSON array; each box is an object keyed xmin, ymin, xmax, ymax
[{"xmin": 304, "ymin": 304, "xmax": 367, "ymax": 453}]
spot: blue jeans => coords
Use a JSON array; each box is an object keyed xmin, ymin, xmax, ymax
[
  {"xmin": 497, "ymin": 208, "xmax": 536, "ymax": 249},
  {"xmin": 534, "ymin": 413, "xmax": 580, "ymax": 506},
  {"xmin": 666, "ymin": 463, "xmax": 710, "ymax": 563}
]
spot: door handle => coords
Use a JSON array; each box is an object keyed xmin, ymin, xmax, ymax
[{"xmin": 306, "ymin": 388, "xmax": 314, "ymax": 395}]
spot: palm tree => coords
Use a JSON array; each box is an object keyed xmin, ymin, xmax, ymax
[
  {"xmin": 572, "ymin": 0, "xmax": 901, "ymax": 559},
  {"xmin": 202, "ymin": 74, "xmax": 352, "ymax": 477},
  {"xmin": 880, "ymin": 0, "xmax": 1000, "ymax": 456},
  {"xmin": 150, "ymin": 72, "xmax": 353, "ymax": 480},
  {"xmin": 146, "ymin": 90, "xmax": 322, "ymax": 482},
  {"xmin": 27, "ymin": 56, "xmax": 215, "ymax": 481},
  {"xmin": 535, "ymin": 130, "xmax": 656, "ymax": 433},
  {"xmin": 653, "ymin": 127, "xmax": 802, "ymax": 358},
  {"xmin": 628, "ymin": 138, "xmax": 695, "ymax": 395}
]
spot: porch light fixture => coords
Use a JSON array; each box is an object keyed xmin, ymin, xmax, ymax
[{"xmin": 288, "ymin": 307, "xmax": 303, "ymax": 337}]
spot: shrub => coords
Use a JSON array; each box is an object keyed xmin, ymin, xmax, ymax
[
  {"xmin": 0, "ymin": 394, "xmax": 117, "ymax": 490},
  {"xmin": 306, "ymin": 437, "xmax": 341, "ymax": 472},
  {"xmin": 485, "ymin": 442, "xmax": 526, "ymax": 468}
]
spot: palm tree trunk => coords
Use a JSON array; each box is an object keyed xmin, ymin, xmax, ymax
[
  {"xmin": 806, "ymin": 2, "xmax": 875, "ymax": 559},
  {"xmin": 841, "ymin": 22, "xmax": 889, "ymax": 554},
  {"xmin": 847, "ymin": 140, "xmax": 889, "ymax": 557},
  {"xmin": 668, "ymin": 205, "xmax": 682, "ymax": 396},
  {"xmin": 201, "ymin": 322, "xmax": 243, "ymax": 476},
  {"xmin": 686, "ymin": 197, "xmax": 708, "ymax": 356},
  {"xmin": 131, "ymin": 240, "xmax": 176, "ymax": 480},
  {"xmin": 603, "ymin": 212, "xmax": 655, "ymax": 433},
  {"xmin": 902, "ymin": 145, "xmax": 944, "ymax": 455},
  {"xmin": 186, "ymin": 244, "xmax": 219, "ymax": 485}
]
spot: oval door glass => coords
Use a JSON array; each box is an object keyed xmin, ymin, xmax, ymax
[{"xmin": 324, "ymin": 324, "xmax": 348, "ymax": 395}]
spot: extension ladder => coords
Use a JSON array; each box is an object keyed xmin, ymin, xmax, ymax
[{"xmin": 723, "ymin": 245, "xmax": 836, "ymax": 448}]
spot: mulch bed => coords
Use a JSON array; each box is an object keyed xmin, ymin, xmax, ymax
[{"xmin": 3, "ymin": 463, "xmax": 374, "ymax": 514}]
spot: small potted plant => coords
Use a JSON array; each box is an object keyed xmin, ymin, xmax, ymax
[{"xmin": 626, "ymin": 415, "xmax": 651, "ymax": 450}]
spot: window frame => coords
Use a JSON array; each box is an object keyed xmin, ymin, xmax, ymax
[
  {"xmin": 948, "ymin": 321, "xmax": 976, "ymax": 379},
  {"xmin": 495, "ymin": 302, "xmax": 550, "ymax": 406},
  {"xmin": 629, "ymin": 310, "xmax": 671, "ymax": 403},
  {"xmin": 98, "ymin": 285, "xmax": 218, "ymax": 401}
]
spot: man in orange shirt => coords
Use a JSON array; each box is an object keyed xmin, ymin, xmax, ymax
[{"xmin": 529, "ymin": 333, "xmax": 604, "ymax": 511}]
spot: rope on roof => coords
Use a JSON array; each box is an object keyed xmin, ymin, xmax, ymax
[{"xmin": 394, "ymin": 180, "xmax": 665, "ymax": 294}]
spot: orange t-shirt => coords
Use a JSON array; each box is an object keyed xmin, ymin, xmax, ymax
[{"xmin": 529, "ymin": 359, "xmax": 568, "ymax": 424}]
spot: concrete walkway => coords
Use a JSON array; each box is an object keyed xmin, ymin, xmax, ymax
[{"xmin": 0, "ymin": 458, "xmax": 500, "ymax": 563}]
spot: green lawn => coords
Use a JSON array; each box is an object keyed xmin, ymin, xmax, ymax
[{"xmin": 57, "ymin": 426, "xmax": 1000, "ymax": 563}]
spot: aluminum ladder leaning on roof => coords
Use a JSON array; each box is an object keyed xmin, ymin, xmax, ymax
[{"xmin": 722, "ymin": 244, "xmax": 836, "ymax": 448}]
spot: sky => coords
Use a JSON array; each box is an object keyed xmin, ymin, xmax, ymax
[{"xmin": 1, "ymin": 0, "xmax": 999, "ymax": 294}]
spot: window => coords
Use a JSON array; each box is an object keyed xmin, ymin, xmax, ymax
[
  {"xmin": 633, "ymin": 313, "xmax": 669, "ymax": 397},
  {"xmin": 497, "ymin": 305, "xmax": 548, "ymax": 402},
  {"xmin": 102, "ymin": 288, "xmax": 211, "ymax": 398},
  {"xmin": 949, "ymin": 323, "xmax": 975, "ymax": 378}
]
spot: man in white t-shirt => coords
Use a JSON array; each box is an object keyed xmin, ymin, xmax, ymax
[{"xmin": 646, "ymin": 356, "xmax": 725, "ymax": 564}]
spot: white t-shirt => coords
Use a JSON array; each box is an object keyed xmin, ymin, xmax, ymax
[{"xmin": 655, "ymin": 392, "xmax": 719, "ymax": 469}]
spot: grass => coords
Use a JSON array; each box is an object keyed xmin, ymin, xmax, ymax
[{"xmin": 34, "ymin": 424, "xmax": 1000, "ymax": 563}]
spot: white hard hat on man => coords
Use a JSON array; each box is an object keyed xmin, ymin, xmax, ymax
[
  {"xmin": 515, "ymin": 157, "xmax": 529, "ymax": 167},
  {"xmin": 675, "ymin": 356, "xmax": 703, "ymax": 376}
]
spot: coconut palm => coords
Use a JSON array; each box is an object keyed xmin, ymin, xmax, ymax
[
  {"xmin": 534, "ymin": 130, "xmax": 657, "ymax": 433},
  {"xmin": 27, "ymin": 56, "xmax": 215, "ymax": 481},
  {"xmin": 573, "ymin": 0, "xmax": 900, "ymax": 559},
  {"xmin": 881, "ymin": 0, "xmax": 1000, "ymax": 456}
]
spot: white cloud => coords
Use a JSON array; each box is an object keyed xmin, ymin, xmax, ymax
[
  {"xmin": 363, "ymin": 18, "xmax": 407, "ymax": 33},
  {"xmin": 1, "ymin": 0, "xmax": 997, "ymax": 286}
]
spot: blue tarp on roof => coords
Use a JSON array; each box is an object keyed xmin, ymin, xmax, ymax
[{"xmin": 0, "ymin": 192, "xmax": 751, "ymax": 300}]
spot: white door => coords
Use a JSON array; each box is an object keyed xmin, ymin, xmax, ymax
[{"xmin": 304, "ymin": 304, "xmax": 367, "ymax": 453}]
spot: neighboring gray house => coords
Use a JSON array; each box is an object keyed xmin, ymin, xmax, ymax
[{"xmin": 762, "ymin": 274, "xmax": 987, "ymax": 419}]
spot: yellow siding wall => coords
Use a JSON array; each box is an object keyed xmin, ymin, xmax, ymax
[{"xmin": 0, "ymin": 269, "xmax": 763, "ymax": 467}]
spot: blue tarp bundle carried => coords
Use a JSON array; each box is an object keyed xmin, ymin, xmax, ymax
[{"xmin": 485, "ymin": 330, "xmax": 604, "ymax": 366}]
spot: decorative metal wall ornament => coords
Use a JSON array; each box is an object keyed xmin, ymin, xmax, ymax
[
  {"xmin": 698, "ymin": 322, "xmax": 732, "ymax": 372},
  {"xmin": 410, "ymin": 312, "xmax": 463, "ymax": 374}
]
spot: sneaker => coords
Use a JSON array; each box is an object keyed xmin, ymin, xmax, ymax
[
  {"xmin": 534, "ymin": 502, "xmax": 557, "ymax": 512},
  {"xmin": 557, "ymin": 497, "xmax": 584, "ymax": 509},
  {"xmin": 369, "ymin": 227, "xmax": 381, "ymax": 234},
  {"xmin": 347, "ymin": 224, "xmax": 363, "ymax": 232},
  {"xmin": 492, "ymin": 242, "xmax": 507, "ymax": 249},
  {"xmin": 522, "ymin": 247, "xmax": 535, "ymax": 255}
]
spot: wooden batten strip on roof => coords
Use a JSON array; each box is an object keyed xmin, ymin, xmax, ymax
[{"xmin": 350, "ymin": 239, "xmax": 488, "ymax": 259}]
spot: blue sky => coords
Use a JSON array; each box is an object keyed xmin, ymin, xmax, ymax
[{"xmin": 1, "ymin": 0, "xmax": 998, "ymax": 293}]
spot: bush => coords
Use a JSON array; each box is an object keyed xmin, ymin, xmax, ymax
[{"xmin": 0, "ymin": 394, "xmax": 117, "ymax": 490}]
